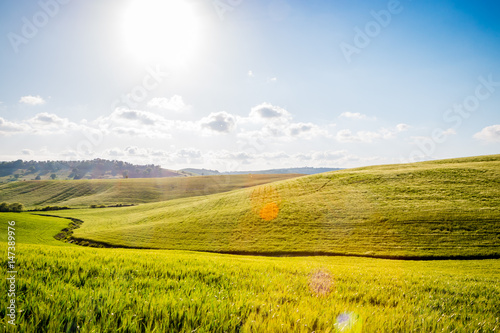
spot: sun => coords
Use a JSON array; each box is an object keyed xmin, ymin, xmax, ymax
[{"xmin": 121, "ymin": 0, "xmax": 200, "ymax": 66}]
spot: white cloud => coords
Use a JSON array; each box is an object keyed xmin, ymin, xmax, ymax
[
  {"xmin": 0, "ymin": 117, "xmax": 30, "ymax": 135},
  {"xmin": 339, "ymin": 112, "xmax": 375, "ymax": 120},
  {"xmin": 200, "ymin": 111, "xmax": 236, "ymax": 134},
  {"xmin": 125, "ymin": 146, "xmax": 142, "ymax": 156},
  {"xmin": 147, "ymin": 95, "xmax": 190, "ymax": 112},
  {"xmin": 269, "ymin": 77, "xmax": 277, "ymax": 82},
  {"xmin": 286, "ymin": 122, "xmax": 328, "ymax": 139},
  {"xmin": 177, "ymin": 148, "xmax": 202, "ymax": 159},
  {"xmin": 107, "ymin": 148, "xmax": 125, "ymax": 157},
  {"xmin": 396, "ymin": 123, "xmax": 410, "ymax": 132},
  {"xmin": 1, "ymin": 112, "xmax": 81, "ymax": 136},
  {"xmin": 442, "ymin": 128, "xmax": 456, "ymax": 136},
  {"xmin": 473, "ymin": 125, "xmax": 500, "ymax": 143},
  {"xmin": 336, "ymin": 129, "xmax": 374, "ymax": 142},
  {"xmin": 336, "ymin": 124, "xmax": 408, "ymax": 143},
  {"xmin": 240, "ymin": 103, "xmax": 331, "ymax": 141},
  {"xmin": 19, "ymin": 95, "xmax": 46, "ymax": 105},
  {"xmin": 310, "ymin": 150, "xmax": 348, "ymax": 161},
  {"xmin": 98, "ymin": 108, "xmax": 176, "ymax": 138},
  {"xmin": 248, "ymin": 70, "xmax": 254, "ymax": 77},
  {"xmin": 27, "ymin": 112, "xmax": 79, "ymax": 134},
  {"xmin": 217, "ymin": 150, "xmax": 253, "ymax": 162},
  {"xmin": 261, "ymin": 151, "xmax": 289, "ymax": 160},
  {"xmin": 249, "ymin": 102, "xmax": 291, "ymax": 122},
  {"xmin": 21, "ymin": 149, "xmax": 34, "ymax": 156},
  {"xmin": 29, "ymin": 113, "xmax": 65, "ymax": 125},
  {"xmin": 108, "ymin": 108, "xmax": 161, "ymax": 125}
]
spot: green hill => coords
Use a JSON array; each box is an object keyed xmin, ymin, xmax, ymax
[
  {"xmin": 45, "ymin": 154, "xmax": 500, "ymax": 259},
  {"xmin": 0, "ymin": 174, "xmax": 301, "ymax": 208}
]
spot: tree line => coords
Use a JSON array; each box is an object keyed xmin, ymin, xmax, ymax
[{"xmin": 0, "ymin": 159, "xmax": 176, "ymax": 180}]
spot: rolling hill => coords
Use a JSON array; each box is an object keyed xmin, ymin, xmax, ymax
[
  {"xmin": 0, "ymin": 174, "xmax": 302, "ymax": 208},
  {"xmin": 44, "ymin": 154, "xmax": 500, "ymax": 259}
]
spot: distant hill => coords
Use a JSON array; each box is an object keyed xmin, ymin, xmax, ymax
[
  {"xmin": 180, "ymin": 168, "xmax": 221, "ymax": 176},
  {"xmin": 181, "ymin": 167, "xmax": 342, "ymax": 176},
  {"xmin": 0, "ymin": 159, "xmax": 189, "ymax": 183}
]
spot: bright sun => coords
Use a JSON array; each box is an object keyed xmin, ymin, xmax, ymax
[{"xmin": 122, "ymin": 0, "xmax": 200, "ymax": 65}]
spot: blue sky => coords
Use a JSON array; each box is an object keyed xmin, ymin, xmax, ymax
[{"xmin": 0, "ymin": 0, "xmax": 499, "ymax": 171}]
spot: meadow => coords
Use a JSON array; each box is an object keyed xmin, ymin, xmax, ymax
[
  {"xmin": 1, "ymin": 241, "xmax": 499, "ymax": 332},
  {"xmin": 1, "ymin": 155, "xmax": 499, "ymax": 332}
]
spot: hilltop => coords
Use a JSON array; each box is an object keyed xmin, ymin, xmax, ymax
[
  {"xmin": 46, "ymin": 154, "xmax": 500, "ymax": 259},
  {"xmin": 0, "ymin": 159, "xmax": 188, "ymax": 182}
]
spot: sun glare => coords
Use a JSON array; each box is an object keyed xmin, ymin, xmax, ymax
[{"xmin": 122, "ymin": 0, "xmax": 200, "ymax": 66}]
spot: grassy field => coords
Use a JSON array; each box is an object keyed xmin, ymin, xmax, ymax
[
  {"xmin": 45, "ymin": 155, "xmax": 500, "ymax": 258},
  {"xmin": 1, "ymin": 155, "xmax": 499, "ymax": 332},
  {"xmin": 0, "ymin": 241, "xmax": 499, "ymax": 332},
  {"xmin": 0, "ymin": 174, "xmax": 301, "ymax": 208},
  {"xmin": 0, "ymin": 213, "xmax": 73, "ymax": 247}
]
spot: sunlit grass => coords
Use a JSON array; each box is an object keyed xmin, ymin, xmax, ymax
[{"xmin": 0, "ymin": 243, "xmax": 498, "ymax": 332}]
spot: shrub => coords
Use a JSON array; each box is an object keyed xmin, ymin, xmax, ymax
[{"xmin": 0, "ymin": 202, "xmax": 24, "ymax": 212}]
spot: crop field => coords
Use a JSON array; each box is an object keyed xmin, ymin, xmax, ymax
[
  {"xmin": 1, "ymin": 241, "xmax": 499, "ymax": 332},
  {"xmin": 0, "ymin": 174, "xmax": 301, "ymax": 209},
  {"xmin": 1, "ymin": 155, "xmax": 499, "ymax": 332},
  {"xmin": 47, "ymin": 155, "xmax": 500, "ymax": 258}
]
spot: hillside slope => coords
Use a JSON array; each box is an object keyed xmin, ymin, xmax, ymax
[
  {"xmin": 49, "ymin": 155, "xmax": 500, "ymax": 258},
  {"xmin": 0, "ymin": 174, "xmax": 302, "ymax": 208}
]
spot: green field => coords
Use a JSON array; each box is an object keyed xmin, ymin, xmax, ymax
[
  {"xmin": 1, "ymin": 242, "xmax": 499, "ymax": 332},
  {"xmin": 43, "ymin": 155, "xmax": 500, "ymax": 258},
  {"xmin": 1, "ymin": 155, "xmax": 499, "ymax": 332},
  {"xmin": 0, "ymin": 174, "xmax": 301, "ymax": 208}
]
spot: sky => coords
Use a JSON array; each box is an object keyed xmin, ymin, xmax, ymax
[{"xmin": 0, "ymin": 0, "xmax": 499, "ymax": 171}]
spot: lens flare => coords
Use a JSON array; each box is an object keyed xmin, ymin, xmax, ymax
[
  {"xmin": 259, "ymin": 202, "xmax": 279, "ymax": 221},
  {"xmin": 308, "ymin": 269, "xmax": 333, "ymax": 296},
  {"xmin": 334, "ymin": 312, "xmax": 363, "ymax": 333},
  {"xmin": 250, "ymin": 186, "xmax": 281, "ymax": 221}
]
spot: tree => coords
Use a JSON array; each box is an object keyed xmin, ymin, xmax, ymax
[
  {"xmin": 50, "ymin": 174, "xmax": 57, "ymax": 180},
  {"xmin": 35, "ymin": 175, "xmax": 41, "ymax": 180},
  {"xmin": 9, "ymin": 203, "xmax": 24, "ymax": 212},
  {"xmin": 0, "ymin": 202, "xmax": 24, "ymax": 212},
  {"xmin": 122, "ymin": 170, "xmax": 129, "ymax": 179}
]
